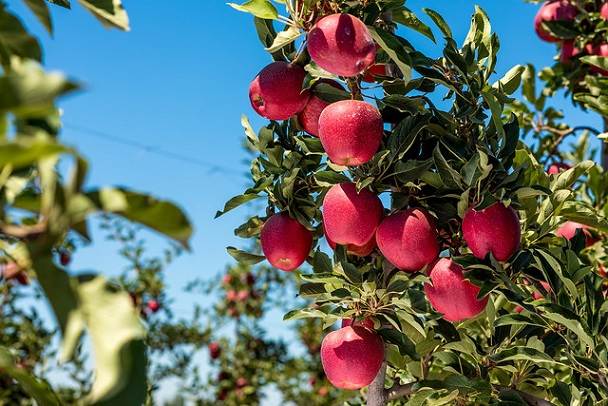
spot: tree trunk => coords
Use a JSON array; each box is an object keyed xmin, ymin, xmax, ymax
[
  {"xmin": 602, "ymin": 116, "xmax": 608, "ymax": 171},
  {"xmin": 367, "ymin": 362, "xmax": 387, "ymax": 406}
]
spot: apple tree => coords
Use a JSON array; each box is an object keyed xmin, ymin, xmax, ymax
[{"xmin": 222, "ymin": 0, "xmax": 608, "ymax": 405}]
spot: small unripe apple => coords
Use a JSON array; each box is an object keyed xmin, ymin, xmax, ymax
[
  {"xmin": 362, "ymin": 64, "xmax": 388, "ymax": 83},
  {"xmin": 424, "ymin": 258, "xmax": 488, "ymax": 322},
  {"xmin": 146, "ymin": 299, "xmax": 160, "ymax": 313},
  {"xmin": 249, "ymin": 61, "xmax": 309, "ymax": 120},
  {"xmin": 208, "ymin": 342, "xmax": 221, "ymax": 359},
  {"xmin": 555, "ymin": 221, "xmax": 598, "ymax": 246},
  {"xmin": 547, "ymin": 162, "xmax": 571, "ymax": 174},
  {"xmin": 462, "ymin": 202, "xmax": 521, "ymax": 262},
  {"xmin": 326, "ymin": 230, "xmax": 376, "ymax": 257},
  {"xmin": 297, "ymin": 80, "xmax": 343, "ymax": 137},
  {"xmin": 323, "ymin": 182, "xmax": 383, "ymax": 247},
  {"xmin": 534, "ymin": 1, "xmax": 577, "ymax": 42},
  {"xmin": 260, "ymin": 213, "xmax": 313, "ymax": 272},
  {"xmin": 376, "ymin": 208, "xmax": 440, "ymax": 272},
  {"xmin": 584, "ymin": 43, "xmax": 608, "ymax": 75},
  {"xmin": 341, "ymin": 317, "xmax": 374, "ymax": 329},
  {"xmin": 320, "ymin": 326, "xmax": 384, "ymax": 390},
  {"xmin": 307, "ymin": 13, "xmax": 376, "ymax": 77},
  {"xmin": 318, "ymin": 100, "xmax": 383, "ymax": 166}
]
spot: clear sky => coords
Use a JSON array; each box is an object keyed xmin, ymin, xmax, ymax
[{"xmin": 8, "ymin": 0, "xmax": 604, "ymax": 404}]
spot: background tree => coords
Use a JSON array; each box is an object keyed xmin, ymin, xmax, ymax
[{"xmin": 221, "ymin": 0, "xmax": 608, "ymax": 405}]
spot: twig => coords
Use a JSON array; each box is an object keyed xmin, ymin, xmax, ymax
[
  {"xmin": 386, "ymin": 382, "xmax": 415, "ymax": 401},
  {"xmin": 496, "ymin": 385, "xmax": 554, "ymax": 406}
]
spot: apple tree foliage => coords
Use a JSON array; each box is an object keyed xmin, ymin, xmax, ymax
[
  {"xmin": 0, "ymin": 0, "xmax": 197, "ymax": 404},
  {"xmin": 222, "ymin": 0, "xmax": 608, "ymax": 404}
]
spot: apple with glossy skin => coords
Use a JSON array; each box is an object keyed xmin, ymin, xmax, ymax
[
  {"xmin": 322, "ymin": 182, "xmax": 383, "ymax": 247},
  {"xmin": 555, "ymin": 221, "xmax": 597, "ymax": 246},
  {"xmin": 376, "ymin": 208, "xmax": 440, "ymax": 272},
  {"xmin": 424, "ymin": 258, "xmax": 488, "ymax": 322},
  {"xmin": 320, "ymin": 326, "xmax": 384, "ymax": 390},
  {"xmin": 249, "ymin": 61, "xmax": 309, "ymax": 120},
  {"xmin": 584, "ymin": 43, "xmax": 608, "ymax": 75},
  {"xmin": 307, "ymin": 13, "xmax": 376, "ymax": 77},
  {"xmin": 208, "ymin": 342, "xmax": 221, "ymax": 359},
  {"xmin": 547, "ymin": 162, "xmax": 571, "ymax": 174},
  {"xmin": 362, "ymin": 64, "xmax": 388, "ymax": 82},
  {"xmin": 534, "ymin": 1, "xmax": 577, "ymax": 42},
  {"xmin": 261, "ymin": 212, "xmax": 313, "ymax": 272},
  {"xmin": 326, "ymin": 230, "xmax": 376, "ymax": 257},
  {"xmin": 298, "ymin": 80, "xmax": 343, "ymax": 137},
  {"xmin": 602, "ymin": 2, "xmax": 608, "ymax": 19},
  {"xmin": 318, "ymin": 100, "xmax": 383, "ymax": 166},
  {"xmin": 462, "ymin": 202, "xmax": 521, "ymax": 262}
]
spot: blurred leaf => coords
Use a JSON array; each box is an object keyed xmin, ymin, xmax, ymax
[
  {"xmin": 0, "ymin": 5, "xmax": 42, "ymax": 61},
  {"xmin": 227, "ymin": 246, "xmax": 265, "ymax": 265},
  {"xmin": 22, "ymin": 0, "xmax": 53, "ymax": 33},
  {"xmin": 78, "ymin": 0, "xmax": 129, "ymax": 30}
]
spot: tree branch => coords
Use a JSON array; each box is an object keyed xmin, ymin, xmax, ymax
[
  {"xmin": 386, "ymin": 382, "xmax": 415, "ymax": 401},
  {"xmin": 367, "ymin": 361, "xmax": 387, "ymax": 406}
]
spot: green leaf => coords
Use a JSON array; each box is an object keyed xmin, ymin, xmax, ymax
[
  {"xmin": 22, "ymin": 0, "xmax": 53, "ymax": 33},
  {"xmin": 74, "ymin": 276, "xmax": 147, "ymax": 405},
  {"xmin": 265, "ymin": 26, "xmax": 301, "ymax": 53},
  {"xmin": 423, "ymin": 8, "xmax": 452, "ymax": 39},
  {"xmin": 368, "ymin": 27, "xmax": 412, "ymax": 83},
  {"xmin": 0, "ymin": 60, "xmax": 79, "ymax": 114},
  {"xmin": 392, "ymin": 8, "xmax": 435, "ymax": 42},
  {"xmin": 0, "ymin": 5, "xmax": 42, "ymax": 61},
  {"xmin": 215, "ymin": 193, "xmax": 261, "ymax": 218},
  {"xmin": 314, "ymin": 170, "xmax": 349, "ymax": 187},
  {"xmin": 492, "ymin": 65, "xmax": 524, "ymax": 95},
  {"xmin": 228, "ymin": 0, "xmax": 278, "ymax": 20},
  {"xmin": 77, "ymin": 0, "xmax": 130, "ymax": 31},
  {"xmin": 85, "ymin": 187, "xmax": 193, "ymax": 248},
  {"xmin": 0, "ymin": 139, "xmax": 68, "ymax": 168},
  {"xmin": 542, "ymin": 310, "xmax": 594, "ymax": 350},
  {"xmin": 0, "ymin": 347, "xmax": 62, "ymax": 405},
  {"xmin": 227, "ymin": 246, "xmax": 265, "ymax": 265}
]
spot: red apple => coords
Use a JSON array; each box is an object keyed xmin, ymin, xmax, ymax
[
  {"xmin": 243, "ymin": 272, "xmax": 255, "ymax": 286},
  {"xmin": 318, "ymin": 387, "xmax": 329, "ymax": 397},
  {"xmin": 260, "ymin": 213, "xmax": 313, "ymax": 272},
  {"xmin": 547, "ymin": 162, "xmax": 571, "ymax": 174},
  {"xmin": 362, "ymin": 64, "xmax": 388, "ymax": 83},
  {"xmin": 560, "ymin": 41, "xmax": 580, "ymax": 63},
  {"xmin": 146, "ymin": 299, "xmax": 160, "ymax": 313},
  {"xmin": 326, "ymin": 230, "xmax": 376, "ymax": 257},
  {"xmin": 249, "ymin": 61, "xmax": 309, "ymax": 120},
  {"xmin": 59, "ymin": 251, "xmax": 71, "ymax": 266},
  {"xmin": 584, "ymin": 43, "xmax": 608, "ymax": 75},
  {"xmin": 237, "ymin": 290, "xmax": 249, "ymax": 301},
  {"xmin": 322, "ymin": 182, "xmax": 383, "ymax": 247},
  {"xmin": 297, "ymin": 80, "xmax": 343, "ymax": 137},
  {"xmin": 599, "ymin": 264, "xmax": 607, "ymax": 278},
  {"xmin": 222, "ymin": 274, "xmax": 232, "ymax": 285},
  {"xmin": 318, "ymin": 100, "xmax": 383, "ymax": 166},
  {"xmin": 236, "ymin": 377, "xmax": 248, "ymax": 388},
  {"xmin": 376, "ymin": 208, "xmax": 440, "ymax": 272},
  {"xmin": 555, "ymin": 221, "xmax": 597, "ymax": 246},
  {"xmin": 424, "ymin": 258, "xmax": 488, "ymax": 322},
  {"xmin": 226, "ymin": 290, "xmax": 237, "ymax": 302},
  {"xmin": 320, "ymin": 326, "xmax": 384, "ymax": 390},
  {"xmin": 534, "ymin": 1, "xmax": 577, "ymax": 42},
  {"xmin": 307, "ymin": 13, "xmax": 376, "ymax": 77},
  {"xmin": 208, "ymin": 342, "xmax": 221, "ymax": 359},
  {"xmin": 341, "ymin": 317, "xmax": 374, "ymax": 329},
  {"xmin": 462, "ymin": 202, "xmax": 521, "ymax": 262},
  {"xmin": 601, "ymin": 2, "xmax": 608, "ymax": 19}
]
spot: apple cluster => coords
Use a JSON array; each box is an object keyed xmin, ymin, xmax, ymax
[
  {"xmin": 244, "ymin": 12, "xmax": 532, "ymax": 391},
  {"xmin": 535, "ymin": 0, "xmax": 608, "ymax": 74}
]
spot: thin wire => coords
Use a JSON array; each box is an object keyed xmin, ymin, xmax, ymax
[{"xmin": 63, "ymin": 122, "xmax": 245, "ymax": 178}]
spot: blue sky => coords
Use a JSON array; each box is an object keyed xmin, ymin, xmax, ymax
[{"xmin": 9, "ymin": 0, "xmax": 605, "ymax": 403}]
